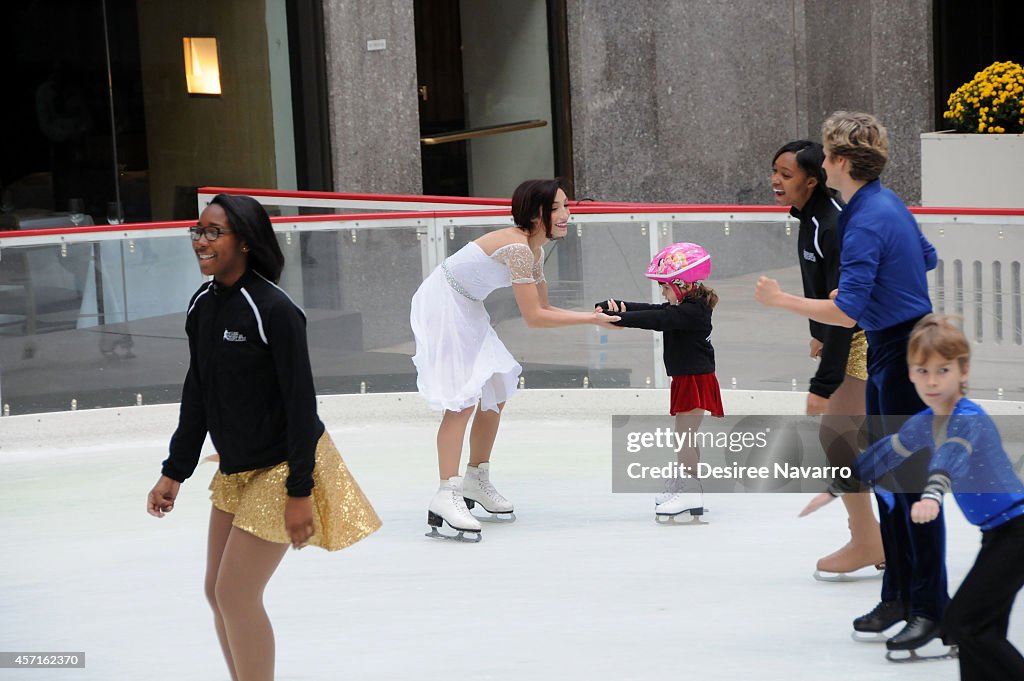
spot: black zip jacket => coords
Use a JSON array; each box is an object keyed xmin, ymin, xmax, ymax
[
  {"xmin": 596, "ymin": 297, "xmax": 716, "ymax": 376},
  {"xmin": 793, "ymin": 191, "xmax": 857, "ymax": 398},
  {"xmin": 163, "ymin": 269, "xmax": 325, "ymax": 496}
]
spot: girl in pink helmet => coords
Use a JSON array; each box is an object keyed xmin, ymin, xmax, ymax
[{"xmin": 597, "ymin": 242, "xmax": 723, "ymax": 522}]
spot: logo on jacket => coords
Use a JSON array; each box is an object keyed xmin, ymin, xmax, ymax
[
  {"xmin": 223, "ymin": 330, "xmax": 247, "ymax": 342},
  {"xmin": 802, "ymin": 249, "xmax": 817, "ymax": 263}
]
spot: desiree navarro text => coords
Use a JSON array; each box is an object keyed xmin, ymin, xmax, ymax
[
  {"xmin": 626, "ymin": 462, "xmax": 853, "ymax": 481},
  {"xmin": 625, "ymin": 427, "xmax": 768, "ymax": 454}
]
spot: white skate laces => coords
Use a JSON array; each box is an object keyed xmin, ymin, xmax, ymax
[
  {"xmin": 462, "ymin": 463, "xmax": 516, "ymax": 522},
  {"xmin": 654, "ymin": 477, "xmax": 686, "ymax": 505}
]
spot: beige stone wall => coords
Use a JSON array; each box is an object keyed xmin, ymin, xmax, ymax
[{"xmin": 136, "ymin": 0, "xmax": 277, "ymax": 220}]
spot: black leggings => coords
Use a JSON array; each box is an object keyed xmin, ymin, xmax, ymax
[
  {"xmin": 943, "ymin": 514, "xmax": 1024, "ymax": 681},
  {"xmin": 865, "ymin": 318, "xmax": 948, "ymax": 619}
]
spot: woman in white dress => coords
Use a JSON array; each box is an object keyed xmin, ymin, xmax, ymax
[{"xmin": 411, "ymin": 179, "xmax": 621, "ymax": 540}]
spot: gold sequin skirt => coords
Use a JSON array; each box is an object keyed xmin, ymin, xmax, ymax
[
  {"xmin": 845, "ymin": 330, "xmax": 869, "ymax": 381},
  {"xmin": 208, "ymin": 432, "xmax": 382, "ymax": 551}
]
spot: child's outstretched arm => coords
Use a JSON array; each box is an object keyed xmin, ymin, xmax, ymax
[
  {"xmin": 597, "ymin": 299, "xmax": 709, "ymax": 332},
  {"xmin": 595, "ymin": 298, "xmax": 663, "ymax": 313},
  {"xmin": 800, "ymin": 413, "xmax": 934, "ymax": 518}
]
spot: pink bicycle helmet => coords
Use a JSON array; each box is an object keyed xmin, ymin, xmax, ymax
[{"xmin": 645, "ymin": 242, "xmax": 712, "ymax": 300}]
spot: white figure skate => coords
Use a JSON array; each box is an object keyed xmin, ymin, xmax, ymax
[
  {"xmin": 654, "ymin": 477, "xmax": 685, "ymax": 506},
  {"xmin": 426, "ymin": 476, "xmax": 482, "ymax": 542},
  {"xmin": 462, "ymin": 463, "xmax": 516, "ymax": 523},
  {"xmin": 655, "ymin": 479, "xmax": 706, "ymax": 525}
]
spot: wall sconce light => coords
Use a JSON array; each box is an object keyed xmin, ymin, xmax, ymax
[{"xmin": 183, "ymin": 36, "xmax": 222, "ymax": 96}]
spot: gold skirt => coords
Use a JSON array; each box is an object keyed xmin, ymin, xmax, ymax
[
  {"xmin": 209, "ymin": 432, "xmax": 382, "ymax": 551},
  {"xmin": 845, "ymin": 330, "xmax": 869, "ymax": 381}
]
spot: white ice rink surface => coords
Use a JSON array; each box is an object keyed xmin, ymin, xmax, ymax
[{"xmin": 2, "ymin": 391, "xmax": 1023, "ymax": 681}]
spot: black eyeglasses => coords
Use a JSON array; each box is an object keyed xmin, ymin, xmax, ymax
[{"xmin": 188, "ymin": 226, "xmax": 233, "ymax": 242}]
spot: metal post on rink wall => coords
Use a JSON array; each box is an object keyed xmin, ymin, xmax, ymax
[
  {"xmin": 419, "ymin": 215, "xmax": 446, "ymax": 281},
  {"xmin": 648, "ymin": 218, "xmax": 667, "ymax": 389}
]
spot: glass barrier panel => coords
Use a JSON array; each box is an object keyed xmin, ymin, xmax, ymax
[
  {"xmin": 301, "ymin": 223, "xmax": 423, "ymax": 395},
  {"xmin": 0, "ymin": 236, "xmax": 199, "ymax": 414},
  {"xmin": 3, "ymin": 209, "xmax": 1024, "ymax": 414}
]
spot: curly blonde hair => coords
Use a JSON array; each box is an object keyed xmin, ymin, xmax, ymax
[{"xmin": 821, "ymin": 111, "xmax": 888, "ymax": 182}]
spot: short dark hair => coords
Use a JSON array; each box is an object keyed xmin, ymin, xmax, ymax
[
  {"xmin": 210, "ymin": 194, "xmax": 285, "ymax": 283},
  {"xmin": 510, "ymin": 178, "xmax": 566, "ymax": 238},
  {"xmin": 772, "ymin": 140, "xmax": 832, "ymax": 200}
]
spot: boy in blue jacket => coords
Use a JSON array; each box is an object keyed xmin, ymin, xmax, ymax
[{"xmin": 803, "ymin": 315, "xmax": 1024, "ymax": 676}]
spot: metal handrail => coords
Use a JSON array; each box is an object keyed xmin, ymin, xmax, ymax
[{"xmin": 420, "ymin": 119, "xmax": 547, "ymax": 145}]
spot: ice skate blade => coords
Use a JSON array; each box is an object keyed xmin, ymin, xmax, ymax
[
  {"xmin": 425, "ymin": 527, "xmax": 482, "ymax": 543},
  {"xmin": 850, "ymin": 631, "xmax": 891, "ymax": 643},
  {"xmin": 425, "ymin": 511, "xmax": 482, "ymax": 542},
  {"xmin": 464, "ymin": 498, "xmax": 516, "ymax": 523},
  {"xmin": 476, "ymin": 512, "xmax": 516, "ymax": 524},
  {"xmin": 885, "ymin": 644, "xmax": 958, "ymax": 663},
  {"xmin": 813, "ymin": 565, "xmax": 885, "ymax": 582},
  {"xmin": 655, "ymin": 508, "xmax": 707, "ymax": 525}
]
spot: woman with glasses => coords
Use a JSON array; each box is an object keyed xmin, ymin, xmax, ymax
[{"xmin": 147, "ymin": 193, "xmax": 380, "ymax": 681}]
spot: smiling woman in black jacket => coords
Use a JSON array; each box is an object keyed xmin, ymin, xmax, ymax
[
  {"xmin": 770, "ymin": 140, "xmax": 882, "ymax": 580},
  {"xmin": 146, "ymin": 194, "xmax": 380, "ymax": 681}
]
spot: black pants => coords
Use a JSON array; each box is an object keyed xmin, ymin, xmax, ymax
[
  {"xmin": 943, "ymin": 514, "xmax": 1024, "ymax": 681},
  {"xmin": 866, "ymin": 318, "xmax": 948, "ymax": 619},
  {"xmin": 876, "ymin": 489, "xmax": 947, "ymax": 618}
]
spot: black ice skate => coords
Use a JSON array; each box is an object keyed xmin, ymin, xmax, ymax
[
  {"xmin": 884, "ymin": 616, "xmax": 958, "ymax": 663},
  {"xmin": 850, "ymin": 600, "xmax": 907, "ymax": 643}
]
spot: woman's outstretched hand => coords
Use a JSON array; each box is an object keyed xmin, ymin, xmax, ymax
[
  {"xmin": 798, "ymin": 491, "xmax": 836, "ymax": 517},
  {"xmin": 147, "ymin": 475, "xmax": 181, "ymax": 517},
  {"xmin": 285, "ymin": 496, "xmax": 315, "ymax": 549},
  {"xmin": 591, "ymin": 308, "xmax": 621, "ymax": 329}
]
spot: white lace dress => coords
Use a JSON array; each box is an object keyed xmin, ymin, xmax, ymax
[{"xmin": 410, "ymin": 241, "xmax": 544, "ymax": 413}]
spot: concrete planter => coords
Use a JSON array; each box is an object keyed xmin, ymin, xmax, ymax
[{"xmin": 920, "ymin": 131, "xmax": 1024, "ymax": 208}]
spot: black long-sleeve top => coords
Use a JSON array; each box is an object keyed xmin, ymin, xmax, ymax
[
  {"xmin": 793, "ymin": 191, "xmax": 858, "ymax": 398},
  {"xmin": 162, "ymin": 269, "xmax": 325, "ymax": 497},
  {"xmin": 596, "ymin": 297, "xmax": 716, "ymax": 376}
]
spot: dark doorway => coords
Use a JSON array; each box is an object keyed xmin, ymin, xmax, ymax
[
  {"xmin": 414, "ymin": 0, "xmax": 469, "ymax": 197},
  {"xmin": 287, "ymin": 0, "xmax": 333, "ymax": 193},
  {"xmin": 933, "ymin": 0, "xmax": 1024, "ymax": 129},
  {"xmin": 413, "ymin": 0, "xmax": 570, "ymax": 198},
  {"xmin": 2, "ymin": 0, "xmax": 150, "ymax": 224}
]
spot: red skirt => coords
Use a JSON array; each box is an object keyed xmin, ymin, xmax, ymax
[{"xmin": 670, "ymin": 373, "xmax": 724, "ymax": 417}]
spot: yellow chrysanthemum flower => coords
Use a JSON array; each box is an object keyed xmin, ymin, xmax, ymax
[{"xmin": 944, "ymin": 61, "xmax": 1024, "ymax": 133}]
